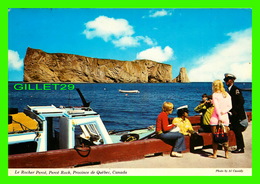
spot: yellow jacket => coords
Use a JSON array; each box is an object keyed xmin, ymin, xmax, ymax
[{"xmin": 172, "ymin": 117, "xmax": 194, "ymax": 136}]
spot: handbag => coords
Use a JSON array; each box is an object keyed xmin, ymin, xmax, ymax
[{"xmin": 213, "ymin": 122, "xmax": 228, "ymax": 143}]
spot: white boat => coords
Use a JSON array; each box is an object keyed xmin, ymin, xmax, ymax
[
  {"xmin": 8, "ymin": 89, "xmax": 153, "ymax": 155},
  {"xmin": 119, "ymin": 89, "xmax": 140, "ymax": 93},
  {"xmin": 8, "ymin": 105, "xmax": 154, "ymax": 152}
]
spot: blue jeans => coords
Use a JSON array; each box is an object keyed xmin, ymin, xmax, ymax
[{"xmin": 157, "ymin": 132, "xmax": 186, "ymax": 152}]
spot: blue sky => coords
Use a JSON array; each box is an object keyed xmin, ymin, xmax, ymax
[{"xmin": 8, "ymin": 8, "xmax": 252, "ymax": 82}]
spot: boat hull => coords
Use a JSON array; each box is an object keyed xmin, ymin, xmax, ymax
[{"xmin": 9, "ymin": 138, "xmax": 173, "ymax": 168}]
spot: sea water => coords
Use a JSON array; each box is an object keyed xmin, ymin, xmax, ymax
[{"xmin": 8, "ymin": 82, "xmax": 252, "ymax": 131}]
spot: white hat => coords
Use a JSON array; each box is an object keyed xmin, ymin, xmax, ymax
[
  {"xmin": 176, "ymin": 105, "xmax": 188, "ymax": 110},
  {"xmin": 224, "ymin": 73, "xmax": 236, "ymax": 81}
]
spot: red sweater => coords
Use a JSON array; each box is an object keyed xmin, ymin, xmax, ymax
[{"xmin": 156, "ymin": 112, "xmax": 174, "ymax": 134}]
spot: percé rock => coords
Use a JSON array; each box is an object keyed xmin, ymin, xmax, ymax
[
  {"xmin": 172, "ymin": 67, "xmax": 190, "ymax": 83},
  {"xmin": 24, "ymin": 48, "xmax": 172, "ymax": 83}
]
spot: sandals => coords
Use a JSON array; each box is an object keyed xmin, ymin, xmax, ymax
[
  {"xmin": 208, "ymin": 155, "xmax": 217, "ymax": 159},
  {"xmin": 208, "ymin": 154, "xmax": 229, "ymax": 159}
]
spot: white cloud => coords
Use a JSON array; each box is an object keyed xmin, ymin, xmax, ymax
[
  {"xmin": 83, "ymin": 16, "xmax": 156, "ymax": 49},
  {"xmin": 148, "ymin": 9, "xmax": 173, "ymax": 18},
  {"xmin": 136, "ymin": 46, "xmax": 174, "ymax": 62},
  {"xmin": 83, "ymin": 16, "xmax": 134, "ymax": 42},
  {"xmin": 112, "ymin": 36, "xmax": 157, "ymax": 49},
  {"xmin": 188, "ymin": 28, "xmax": 252, "ymax": 82},
  {"xmin": 112, "ymin": 36, "xmax": 140, "ymax": 49},
  {"xmin": 138, "ymin": 36, "xmax": 157, "ymax": 46},
  {"xmin": 8, "ymin": 50, "xmax": 23, "ymax": 70}
]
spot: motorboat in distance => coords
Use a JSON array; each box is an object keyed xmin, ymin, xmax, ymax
[{"xmin": 119, "ymin": 89, "xmax": 140, "ymax": 93}]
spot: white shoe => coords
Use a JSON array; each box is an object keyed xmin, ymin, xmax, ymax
[{"xmin": 171, "ymin": 152, "xmax": 183, "ymax": 157}]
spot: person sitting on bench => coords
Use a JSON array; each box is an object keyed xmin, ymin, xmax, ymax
[{"xmin": 172, "ymin": 105, "xmax": 196, "ymax": 136}]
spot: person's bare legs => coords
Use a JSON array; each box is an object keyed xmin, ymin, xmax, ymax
[
  {"xmin": 209, "ymin": 126, "xmax": 217, "ymax": 159},
  {"xmin": 224, "ymin": 126, "xmax": 230, "ymax": 159}
]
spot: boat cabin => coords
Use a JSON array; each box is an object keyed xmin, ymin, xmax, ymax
[{"xmin": 8, "ymin": 105, "xmax": 113, "ymax": 154}]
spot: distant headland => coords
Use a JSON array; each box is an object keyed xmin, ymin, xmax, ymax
[{"xmin": 24, "ymin": 47, "xmax": 190, "ymax": 83}]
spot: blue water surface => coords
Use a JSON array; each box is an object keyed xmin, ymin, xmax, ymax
[{"xmin": 9, "ymin": 82, "xmax": 252, "ymax": 131}]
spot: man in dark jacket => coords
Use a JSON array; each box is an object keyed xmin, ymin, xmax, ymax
[{"xmin": 224, "ymin": 73, "xmax": 247, "ymax": 153}]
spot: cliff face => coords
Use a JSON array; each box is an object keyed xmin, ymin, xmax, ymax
[
  {"xmin": 173, "ymin": 67, "xmax": 190, "ymax": 83},
  {"xmin": 24, "ymin": 48, "xmax": 172, "ymax": 83}
]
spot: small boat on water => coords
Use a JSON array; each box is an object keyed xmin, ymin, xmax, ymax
[{"xmin": 119, "ymin": 89, "xmax": 140, "ymax": 93}]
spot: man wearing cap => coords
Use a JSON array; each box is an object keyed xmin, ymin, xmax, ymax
[{"xmin": 224, "ymin": 73, "xmax": 247, "ymax": 153}]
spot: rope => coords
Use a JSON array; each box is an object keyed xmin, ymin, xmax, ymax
[
  {"xmin": 74, "ymin": 144, "xmax": 91, "ymax": 157},
  {"xmin": 11, "ymin": 119, "xmax": 41, "ymax": 141},
  {"xmin": 12, "ymin": 119, "xmax": 38, "ymax": 132}
]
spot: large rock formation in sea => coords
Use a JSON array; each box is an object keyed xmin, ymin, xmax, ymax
[
  {"xmin": 24, "ymin": 48, "xmax": 173, "ymax": 83},
  {"xmin": 172, "ymin": 67, "xmax": 190, "ymax": 83}
]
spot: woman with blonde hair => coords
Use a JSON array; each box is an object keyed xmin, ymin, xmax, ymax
[
  {"xmin": 156, "ymin": 102, "xmax": 186, "ymax": 157},
  {"xmin": 209, "ymin": 80, "xmax": 232, "ymax": 159}
]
